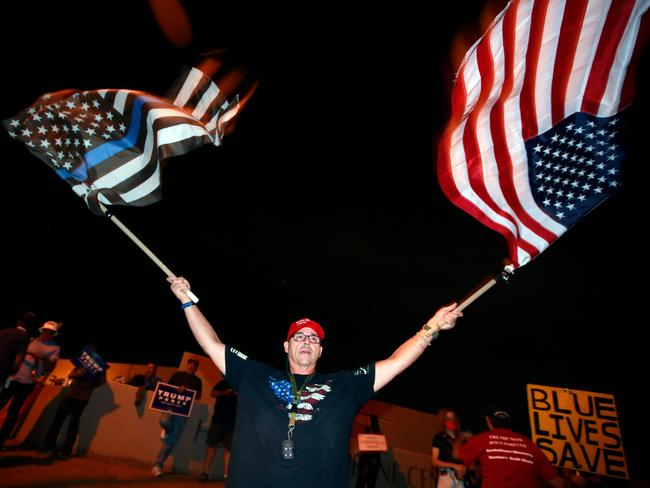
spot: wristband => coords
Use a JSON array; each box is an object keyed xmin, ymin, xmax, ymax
[
  {"xmin": 180, "ymin": 301, "xmax": 195, "ymax": 310},
  {"xmin": 421, "ymin": 321, "xmax": 443, "ymax": 340},
  {"xmin": 414, "ymin": 330, "xmax": 438, "ymax": 348}
]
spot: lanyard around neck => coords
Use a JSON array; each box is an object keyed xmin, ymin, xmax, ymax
[{"xmin": 287, "ymin": 369, "xmax": 315, "ymax": 429}]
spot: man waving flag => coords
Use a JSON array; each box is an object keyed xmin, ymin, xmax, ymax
[
  {"xmin": 437, "ymin": 0, "xmax": 649, "ymax": 268},
  {"xmin": 3, "ymin": 63, "xmax": 249, "ymax": 214}
]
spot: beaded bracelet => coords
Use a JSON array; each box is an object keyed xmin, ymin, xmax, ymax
[{"xmin": 413, "ymin": 330, "xmax": 439, "ymax": 348}]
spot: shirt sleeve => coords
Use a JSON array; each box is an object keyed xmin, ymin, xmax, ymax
[
  {"xmin": 50, "ymin": 345, "xmax": 61, "ymax": 362},
  {"xmin": 534, "ymin": 445, "xmax": 560, "ymax": 480},
  {"xmin": 126, "ymin": 374, "xmax": 144, "ymax": 386},
  {"xmin": 458, "ymin": 435, "xmax": 483, "ymax": 466},
  {"xmin": 432, "ymin": 434, "xmax": 444, "ymax": 449},
  {"xmin": 349, "ymin": 363, "xmax": 376, "ymax": 409},
  {"xmin": 224, "ymin": 346, "xmax": 252, "ymax": 391}
]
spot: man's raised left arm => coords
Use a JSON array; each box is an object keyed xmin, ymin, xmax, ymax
[{"xmin": 374, "ymin": 303, "xmax": 462, "ymax": 392}]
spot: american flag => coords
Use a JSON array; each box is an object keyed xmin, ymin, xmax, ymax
[
  {"xmin": 3, "ymin": 66, "xmax": 240, "ymax": 214},
  {"xmin": 437, "ymin": 0, "xmax": 649, "ymax": 268}
]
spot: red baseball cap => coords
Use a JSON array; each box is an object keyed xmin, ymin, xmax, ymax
[{"xmin": 287, "ymin": 318, "xmax": 325, "ymax": 341}]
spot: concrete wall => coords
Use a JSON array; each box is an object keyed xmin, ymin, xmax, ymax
[
  {"xmin": 16, "ymin": 378, "xmax": 225, "ymax": 477},
  {"xmin": 350, "ymin": 401, "xmax": 439, "ymax": 488}
]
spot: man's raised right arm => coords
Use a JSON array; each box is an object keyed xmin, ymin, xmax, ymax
[{"xmin": 168, "ymin": 277, "xmax": 226, "ymax": 374}]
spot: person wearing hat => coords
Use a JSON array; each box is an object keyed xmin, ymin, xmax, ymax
[
  {"xmin": 454, "ymin": 405, "xmax": 566, "ymax": 488},
  {"xmin": 0, "ymin": 320, "xmax": 61, "ymax": 449},
  {"xmin": 167, "ymin": 276, "xmax": 462, "ymax": 488}
]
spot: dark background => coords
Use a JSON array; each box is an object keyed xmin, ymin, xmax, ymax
[{"xmin": 1, "ymin": 1, "xmax": 647, "ymax": 480}]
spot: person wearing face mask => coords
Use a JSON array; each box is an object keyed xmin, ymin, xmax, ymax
[{"xmin": 432, "ymin": 408, "xmax": 469, "ymax": 488}]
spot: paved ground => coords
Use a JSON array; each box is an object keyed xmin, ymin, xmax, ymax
[{"xmin": 0, "ymin": 443, "xmax": 225, "ymax": 488}]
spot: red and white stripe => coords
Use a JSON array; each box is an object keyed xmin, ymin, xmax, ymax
[{"xmin": 437, "ymin": 0, "xmax": 650, "ymax": 267}]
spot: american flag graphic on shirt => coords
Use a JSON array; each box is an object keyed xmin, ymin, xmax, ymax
[{"xmin": 269, "ymin": 376, "xmax": 332, "ymax": 423}]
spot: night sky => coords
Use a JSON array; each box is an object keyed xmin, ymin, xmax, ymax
[{"xmin": 1, "ymin": 1, "xmax": 647, "ymax": 478}]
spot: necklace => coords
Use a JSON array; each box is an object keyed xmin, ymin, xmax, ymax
[{"xmin": 282, "ymin": 368, "xmax": 316, "ymax": 460}]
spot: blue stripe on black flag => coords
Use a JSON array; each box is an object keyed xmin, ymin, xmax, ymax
[{"xmin": 55, "ymin": 95, "xmax": 162, "ymax": 181}]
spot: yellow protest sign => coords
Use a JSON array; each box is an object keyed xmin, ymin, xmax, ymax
[{"xmin": 527, "ymin": 384, "xmax": 627, "ymax": 479}]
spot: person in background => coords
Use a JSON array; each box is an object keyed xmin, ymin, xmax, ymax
[
  {"xmin": 0, "ymin": 320, "xmax": 61, "ymax": 449},
  {"xmin": 151, "ymin": 357, "xmax": 203, "ymax": 477},
  {"xmin": 0, "ymin": 312, "xmax": 40, "ymax": 391},
  {"xmin": 432, "ymin": 408, "xmax": 467, "ymax": 487},
  {"xmin": 126, "ymin": 362, "xmax": 162, "ymax": 406},
  {"xmin": 126, "ymin": 362, "xmax": 161, "ymax": 391},
  {"xmin": 167, "ymin": 275, "xmax": 462, "ymax": 488},
  {"xmin": 454, "ymin": 404, "xmax": 566, "ymax": 488},
  {"xmin": 355, "ymin": 414, "xmax": 383, "ymax": 488},
  {"xmin": 41, "ymin": 343, "xmax": 107, "ymax": 459},
  {"xmin": 198, "ymin": 378, "xmax": 237, "ymax": 482}
]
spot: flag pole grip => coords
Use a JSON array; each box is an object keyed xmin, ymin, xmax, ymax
[
  {"xmin": 456, "ymin": 265, "xmax": 514, "ymax": 312},
  {"xmin": 99, "ymin": 203, "xmax": 199, "ymax": 303}
]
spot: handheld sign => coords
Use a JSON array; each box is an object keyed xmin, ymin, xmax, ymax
[
  {"xmin": 358, "ymin": 434, "xmax": 388, "ymax": 453},
  {"xmin": 150, "ymin": 381, "xmax": 197, "ymax": 417},
  {"xmin": 71, "ymin": 346, "xmax": 109, "ymax": 380},
  {"xmin": 527, "ymin": 383, "xmax": 627, "ymax": 479}
]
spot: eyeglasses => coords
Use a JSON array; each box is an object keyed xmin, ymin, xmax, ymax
[{"xmin": 291, "ymin": 332, "xmax": 321, "ymax": 344}]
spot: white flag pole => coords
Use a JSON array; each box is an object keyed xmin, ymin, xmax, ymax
[{"xmin": 99, "ymin": 202, "xmax": 199, "ymax": 303}]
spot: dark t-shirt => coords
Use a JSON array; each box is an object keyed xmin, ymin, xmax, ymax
[
  {"xmin": 66, "ymin": 371, "xmax": 106, "ymax": 401},
  {"xmin": 211, "ymin": 382, "xmax": 237, "ymax": 428},
  {"xmin": 127, "ymin": 373, "xmax": 161, "ymax": 391},
  {"xmin": 0, "ymin": 327, "xmax": 30, "ymax": 380},
  {"xmin": 168, "ymin": 370, "xmax": 203, "ymax": 398},
  {"xmin": 432, "ymin": 433, "xmax": 463, "ymax": 463},
  {"xmin": 225, "ymin": 346, "xmax": 375, "ymax": 488}
]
